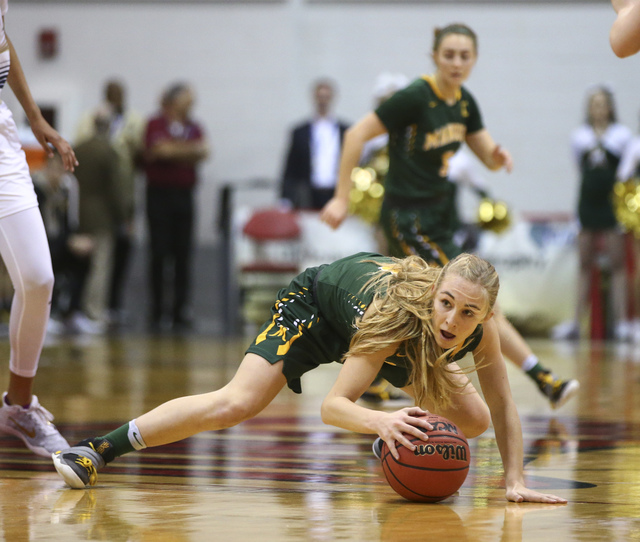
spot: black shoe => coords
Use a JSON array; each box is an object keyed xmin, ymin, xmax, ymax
[
  {"xmin": 536, "ymin": 372, "xmax": 580, "ymax": 409},
  {"xmin": 361, "ymin": 378, "xmax": 410, "ymax": 403},
  {"xmin": 372, "ymin": 437, "xmax": 384, "ymax": 460},
  {"xmin": 52, "ymin": 439, "xmax": 109, "ymax": 489}
]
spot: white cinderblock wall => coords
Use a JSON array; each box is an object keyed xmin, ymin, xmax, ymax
[{"xmin": 4, "ymin": 1, "xmax": 639, "ymax": 242}]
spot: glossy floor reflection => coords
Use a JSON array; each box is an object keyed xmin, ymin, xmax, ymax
[{"xmin": 0, "ymin": 335, "xmax": 638, "ymax": 541}]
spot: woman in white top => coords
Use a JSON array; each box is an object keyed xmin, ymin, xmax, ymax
[
  {"xmin": 0, "ymin": 0, "xmax": 78, "ymax": 457},
  {"xmin": 556, "ymin": 86, "xmax": 632, "ymax": 341}
]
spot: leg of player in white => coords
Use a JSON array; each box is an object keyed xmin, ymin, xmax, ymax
[
  {"xmin": 0, "ymin": 207, "xmax": 69, "ymax": 456},
  {"xmin": 0, "ymin": 9, "xmax": 77, "ymax": 456}
]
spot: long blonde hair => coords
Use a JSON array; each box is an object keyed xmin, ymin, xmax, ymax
[{"xmin": 345, "ymin": 253, "xmax": 499, "ymax": 410}]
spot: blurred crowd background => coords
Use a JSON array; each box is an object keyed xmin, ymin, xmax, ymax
[{"xmin": 3, "ymin": 0, "xmax": 640, "ymax": 340}]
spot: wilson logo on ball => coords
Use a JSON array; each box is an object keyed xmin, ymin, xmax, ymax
[{"xmin": 414, "ymin": 443, "xmax": 467, "ymax": 462}]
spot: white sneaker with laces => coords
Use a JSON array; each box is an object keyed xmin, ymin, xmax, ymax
[{"xmin": 0, "ymin": 392, "xmax": 69, "ymax": 457}]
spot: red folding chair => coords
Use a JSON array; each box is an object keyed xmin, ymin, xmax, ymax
[{"xmin": 238, "ymin": 208, "xmax": 302, "ymax": 330}]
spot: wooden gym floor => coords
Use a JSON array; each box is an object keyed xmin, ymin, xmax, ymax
[{"xmin": 0, "ymin": 333, "xmax": 638, "ymax": 541}]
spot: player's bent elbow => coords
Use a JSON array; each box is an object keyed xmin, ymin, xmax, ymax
[
  {"xmin": 320, "ymin": 396, "xmax": 345, "ymax": 428},
  {"xmin": 320, "ymin": 398, "xmax": 335, "ymax": 426},
  {"xmin": 343, "ymin": 126, "xmax": 363, "ymax": 149},
  {"xmin": 610, "ymin": 39, "xmax": 631, "ymax": 58},
  {"xmin": 610, "ymin": 30, "xmax": 640, "ymax": 58}
]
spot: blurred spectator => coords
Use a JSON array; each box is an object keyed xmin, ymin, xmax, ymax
[
  {"xmin": 281, "ymin": 78, "xmax": 349, "ymax": 210},
  {"xmin": 73, "ymin": 110, "xmax": 127, "ymax": 329},
  {"xmin": 553, "ymin": 86, "xmax": 632, "ymax": 340},
  {"xmin": 144, "ymin": 83, "xmax": 209, "ymax": 331},
  {"xmin": 32, "ymin": 153, "xmax": 94, "ymax": 333},
  {"xmin": 446, "ymin": 147, "xmax": 495, "ymax": 253},
  {"xmin": 76, "ymin": 79, "xmax": 144, "ymax": 327}
]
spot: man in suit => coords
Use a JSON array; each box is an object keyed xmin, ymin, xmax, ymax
[{"xmin": 281, "ymin": 79, "xmax": 349, "ymax": 210}]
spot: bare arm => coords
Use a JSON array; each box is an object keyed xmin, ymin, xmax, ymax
[
  {"xmin": 466, "ymin": 129, "xmax": 513, "ymax": 173},
  {"xmin": 610, "ymin": 0, "xmax": 640, "ymax": 58},
  {"xmin": 6, "ymin": 34, "xmax": 77, "ymax": 171},
  {"xmin": 320, "ymin": 112, "xmax": 387, "ymax": 229},
  {"xmin": 475, "ymin": 319, "xmax": 566, "ymax": 503},
  {"xmin": 321, "ymin": 344, "xmax": 431, "ymax": 460},
  {"xmin": 147, "ymin": 138, "xmax": 210, "ymax": 164}
]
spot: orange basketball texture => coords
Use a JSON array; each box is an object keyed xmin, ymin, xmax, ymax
[{"xmin": 380, "ymin": 414, "xmax": 470, "ymax": 502}]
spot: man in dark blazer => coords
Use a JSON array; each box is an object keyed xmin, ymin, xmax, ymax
[{"xmin": 281, "ymin": 79, "xmax": 350, "ymax": 210}]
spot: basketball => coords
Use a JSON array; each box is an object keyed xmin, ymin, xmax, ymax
[{"xmin": 380, "ymin": 414, "xmax": 470, "ymax": 502}]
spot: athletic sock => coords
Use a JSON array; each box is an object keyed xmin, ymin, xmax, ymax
[
  {"xmin": 525, "ymin": 361, "xmax": 552, "ymax": 385},
  {"xmin": 3, "ymin": 394, "xmax": 32, "ymax": 409},
  {"xmin": 93, "ymin": 420, "xmax": 148, "ymax": 463},
  {"xmin": 520, "ymin": 354, "xmax": 539, "ymax": 373}
]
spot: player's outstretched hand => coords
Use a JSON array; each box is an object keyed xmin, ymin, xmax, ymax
[
  {"xmin": 506, "ymin": 481, "xmax": 567, "ymax": 504},
  {"xmin": 319, "ymin": 197, "xmax": 349, "ymax": 230},
  {"xmin": 30, "ymin": 116, "xmax": 78, "ymax": 172},
  {"xmin": 376, "ymin": 407, "xmax": 433, "ymax": 461},
  {"xmin": 492, "ymin": 145, "xmax": 513, "ymax": 173}
]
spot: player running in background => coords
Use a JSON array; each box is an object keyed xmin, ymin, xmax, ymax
[{"xmin": 320, "ymin": 23, "xmax": 579, "ymax": 409}]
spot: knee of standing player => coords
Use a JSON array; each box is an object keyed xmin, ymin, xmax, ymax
[{"xmin": 23, "ymin": 268, "xmax": 55, "ymax": 299}]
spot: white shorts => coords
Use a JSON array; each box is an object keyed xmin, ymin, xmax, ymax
[{"xmin": 0, "ymin": 100, "xmax": 38, "ymax": 219}]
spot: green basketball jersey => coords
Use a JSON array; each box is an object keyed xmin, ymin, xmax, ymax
[
  {"xmin": 314, "ymin": 252, "xmax": 483, "ymax": 372},
  {"xmin": 375, "ymin": 76, "xmax": 484, "ymax": 200},
  {"xmin": 314, "ymin": 252, "xmax": 390, "ymax": 344}
]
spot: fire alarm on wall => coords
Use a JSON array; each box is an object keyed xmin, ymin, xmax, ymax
[{"xmin": 38, "ymin": 28, "xmax": 58, "ymax": 59}]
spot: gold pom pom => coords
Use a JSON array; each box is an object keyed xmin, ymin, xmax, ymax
[
  {"xmin": 349, "ymin": 149, "xmax": 388, "ymax": 224},
  {"xmin": 613, "ymin": 178, "xmax": 640, "ymax": 237},
  {"xmin": 477, "ymin": 198, "xmax": 511, "ymax": 234}
]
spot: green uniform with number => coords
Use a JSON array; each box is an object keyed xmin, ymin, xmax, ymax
[
  {"xmin": 246, "ymin": 252, "xmax": 483, "ymax": 394},
  {"xmin": 375, "ymin": 76, "xmax": 484, "ymax": 265}
]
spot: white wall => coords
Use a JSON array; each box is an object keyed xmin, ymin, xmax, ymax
[{"xmin": 4, "ymin": 1, "xmax": 639, "ymax": 243}]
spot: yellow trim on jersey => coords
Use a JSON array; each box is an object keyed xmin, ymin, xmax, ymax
[
  {"xmin": 415, "ymin": 229, "xmax": 450, "ymax": 265},
  {"xmin": 423, "ymin": 123, "xmax": 466, "ymax": 151},
  {"xmin": 421, "ymin": 74, "xmax": 462, "ymax": 103}
]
